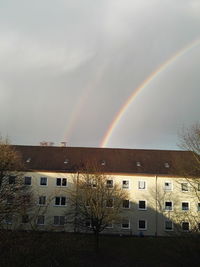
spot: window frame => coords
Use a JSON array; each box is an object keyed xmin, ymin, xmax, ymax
[
  {"xmin": 164, "ymin": 181, "xmax": 173, "ymax": 191},
  {"xmin": 54, "ymin": 196, "xmax": 66, "ymax": 206},
  {"xmin": 138, "ymin": 219, "xmax": 147, "ymax": 230},
  {"xmin": 106, "ymin": 179, "xmax": 114, "ymax": 189},
  {"xmin": 181, "ymin": 183, "xmax": 188, "ymax": 192},
  {"xmin": 181, "ymin": 201, "xmax": 190, "ymax": 211},
  {"xmin": 164, "ymin": 201, "xmax": 173, "ymax": 211},
  {"xmin": 37, "ymin": 215, "xmax": 45, "ymax": 225},
  {"xmin": 164, "ymin": 220, "xmax": 173, "ymax": 231},
  {"xmin": 182, "ymin": 221, "xmax": 190, "ymax": 232},
  {"xmin": 138, "ymin": 200, "xmax": 147, "ymax": 210},
  {"xmin": 38, "ymin": 196, "xmax": 46, "ymax": 206},
  {"xmin": 122, "ymin": 180, "xmax": 129, "ymax": 189},
  {"xmin": 53, "ymin": 216, "xmax": 66, "ymax": 226},
  {"xmin": 24, "ymin": 176, "xmax": 32, "ymax": 186},
  {"xmin": 56, "ymin": 178, "xmax": 67, "ymax": 187},
  {"xmin": 40, "ymin": 177, "xmax": 48, "ymax": 186},
  {"xmin": 138, "ymin": 180, "xmax": 146, "ymax": 190},
  {"xmin": 122, "ymin": 199, "xmax": 130, "ymax": 209},
  {"xmin": 121, "ymin": 219, "xmax": 130, "ymax": 229}
]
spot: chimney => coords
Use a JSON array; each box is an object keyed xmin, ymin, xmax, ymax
[{"xmin": 60, "ymin": 141, "xmax": 67, "ymax": 147}]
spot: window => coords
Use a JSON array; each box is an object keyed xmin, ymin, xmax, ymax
[
  {"xmin": 136, "ymin": 161, "xmax": 141, "ymax": 167},
  {"xmin": 164, "ymin": 162, "xmax": 170, "ymax": 168},
  {"xmin": 181, "ymin": 183, "xmax": 188, "ymax": 192},
  {"xmin": 198, "ymin": 223, "xmax": 200, "ymax": 231},
  {"xmin": 24, "ymin": 176, "xmax": 31, "ymax": 185},
  {"xmin": 55, "ymin": 197, "xmax": 66, "ymax": 206},
  {"xmin": 182, "ymin": 202, "xmax": 189, "ymax": 211},
  {"xmin": 122, "ymin": 200, "xmax": 130, "ymax": 209},
  {"xmin": 138, "ymin": 200, "xmax": 146, "ymax": 210},
  {"xmin": 85, "ymin": 220, "xmax": 91, "ymax": 227},
  {"xmin": 7, "ymin": 196, "xmax": 14, "ymax": 205},
  {"xmin": 21, "ymin": 215, "xmax": 29, "ymax": 223},
  {"xmin": 37, "ymin": 215, "xmax": 45, "ymax": 225},
  {"xmin": 39, "ymin": 196, "xmax": 46, "ymax": 205},
  {"xmin": 165, "ymin": 201, "xmax": 173, "ymax": 211},
  {"xmin": 106, "ymin": 199, "xmax": 113, "ymax": 208},
  {"xmin": 21, "ymin": 195, "xmax": 31, "ymax": 205},
  {"xmin": 9, "ymin": 176, "xmax": 15, "ymax": 184},
  {"xmin": 122, "ymin": 180, "xmax": 129, "ymax": 189},
  {"xmin": 165, "ymin": 220, "xmax": 173, "ymax": 231},
  {"xmin": 198, "ymin": 203, "xmax": 200, "ymax": 211},
  {"xmin": 5, "ymin": 214, "xmax": 12, "ymax": 224},
  {"xmin": 56, "ymin": 178, "xmax": 67, "ymax": 187},
  {"xmin": 121, "ymin": 219, "xmax": 130, "ymax": 229},
  {"xmin": 182, "ymin": 222, "xmax": 189, "ymax": 231},
  {"xmin": 106, "ymin": 180, "xmax": 113, "ymax": 188},
  {"xmin": 138, "ymin": 220, "xmax": 147, "ymax": 230},
  {"xmin": 198, "ymin": 183, "xmax": 200, "ymax": 191},
  {"xmin": 106, "ymin": 223, "xmax": 113, "ymax": 228},
  {"xmin": 54, "ymin": 216, "xmax": 65, "ymax": 226},
  {"xmin": 164, "ymin": 182, "xmax": 172, "ymax": 191},
  {"xmin": 138, "ymin": 181, "xmax": 146, "ymax": 190},
  {"xmin": 40, "ymin": 177, "xmax": 47, "ymax": 186}
]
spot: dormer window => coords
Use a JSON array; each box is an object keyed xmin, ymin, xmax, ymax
[
  {"xmin": 164, "ymin": 162, "xmax": 170, "ymax": 168},
  {"xmin": 136, "ymin": 162, "xmax": 141, "ymax": 167},
  {"xmin": 64, "ymin": 159, "xmax": 69, "ymax": 164},
  {"xmin": 101, "ymin": 160, "xmax": 106, "ymax": 166},
  {"xmin": 26, "ymin": 158, "xmax": 31, "ymax": 163}
]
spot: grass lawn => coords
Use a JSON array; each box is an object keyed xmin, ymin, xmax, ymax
[{"xmin": 0, "ymin": 231, "xmax": 200, "ymax": 267}]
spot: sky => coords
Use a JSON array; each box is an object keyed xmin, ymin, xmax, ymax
[{"xmin": 0, "ymin": 0, "xmax": 200, "ymax": 150}]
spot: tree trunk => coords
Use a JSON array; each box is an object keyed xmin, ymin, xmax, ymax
[{"xmin": 94, "ymin": 231, "xmax": 99, "ymax": 253}]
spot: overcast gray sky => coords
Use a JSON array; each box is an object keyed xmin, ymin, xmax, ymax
[{"xmin": 0, "ymin": 0, "xmax": 199, "ymax": 149}]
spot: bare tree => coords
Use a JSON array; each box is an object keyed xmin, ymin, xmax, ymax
[
  {"xmin": 67, "ymin": 164, "xmax": 128, "ymax": 251},
  {"xmin": 0, "ymin": 137, "xmax": 30, "ymax": 228}
]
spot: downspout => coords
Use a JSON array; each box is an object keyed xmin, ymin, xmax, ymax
[
  {"xmin": 74, "ymin": 171, "xmax": 79, "ymax": 233},
  {"xmin": 155, "ymin": 175, "xmax": 158, "ymax": 237}
]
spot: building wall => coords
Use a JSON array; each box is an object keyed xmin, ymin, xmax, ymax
[{"xmin": 5, "ymin": 171, "xmax": 200, "ymax": 236}]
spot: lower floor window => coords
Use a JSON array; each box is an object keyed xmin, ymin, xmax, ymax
[
  {"xmin": 54, "ymin": 216, "xmax": 65, "ymax": 226},
  {"xmin": 37, "ymin": 215, "xmax": 45, "ymax": 225},
  {"xmin": 138, "ymin": 220, "xmax": 147, "ymax": 230},
  {"xmin": 182, "ymin": 222, "xmax": 189, "ymax": 231},
  {"xmin": 165, "ymin": 220, "xmax": 173, "ymax": 231},
  {"xmin": 121, "ymin": 219, "xmax": 130, "ymax": 229},
  {"xmin": 22, "ymin": 215, "xmax": 29, "ymax": 223}
]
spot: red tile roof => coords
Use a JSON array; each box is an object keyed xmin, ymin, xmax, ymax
[{"xmin": 12, "ymin": 145, "xmax": 199, "ymax": 176}]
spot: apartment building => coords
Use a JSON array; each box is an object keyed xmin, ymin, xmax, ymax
[{"xmin": 4, "ymin": 145, "xmax": 200, "ymax": 236}]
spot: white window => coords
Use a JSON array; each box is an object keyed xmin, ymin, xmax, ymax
[
  {"xmin": 182, "ymin": 222, "xmax": 189, "ymax": 231},
  {"xmin": 198, "ymin": 203, "xmax": 200, "ymax": 211},
  {"xmin": 138, "ymin": 220, "xmax": 147, "ymax": 230},
  {"xmin": 122, "ymin": 180, "xmax": 129, "ymax": 189},
  {"xmin": 182, "ymin": 202, "xmax": 189, "ymax": 211},
  {"xmin": 106, "ymin": 180, "xmax": 113, "ymax": 188},
  {"xmin": 164, "ymin": 181, "xmax": 172, "ymax": 191},
  {"xmin": 24, "ymin": 176, "xmax": 32, "ymax": 185},
  {"xmin": 37, "ymin": 215, "xmax": 45, "ymax": 225},
  {"xmin": 40, "ymin": 177, "xmax": 47, "ymax": 186},
  {"xmin": 165, "ymin": 220, "xmax": 173, "ymax": 231},
  {"xmin": 122, "ymin": 200, "xmax": 130, "ymax": 209},
  {"xmin": 164, "ymin": 162, "xmax": 170, "ymax": 168},
  {"xmin": 39, "ymin": 196, "xmax": 46, "ymax": 205},
  {"xmin": 56, "ymin": 178, "xmax": 67, "ymax": 187},
  {"xmin": 138, "ymin": 181, "xmax": 146, "ymax": 190},
  {"xmin": 138, "ymin": 200, "xmax": 146, "ymax": 210},
  {"xmin": 54, "ymin": 216, "xmax": 66, "ymax": 226},
  {"xmin": 165, "ymin": 201, "xmax": 173, "ymax": 211},
  {"xmin": 181, "ymin": 183, "xmax": 188, "ymax": 192},
  {"xmin": 121, "ymin": 219, "xmax": 130, "ymax": 229},
  {"xmin": 106, "ymin": 199, "xmax": 114, "ymax": 208},
  {"xmin": 55, "ymin": 197, "xmax": 66, "ymax": 206}
]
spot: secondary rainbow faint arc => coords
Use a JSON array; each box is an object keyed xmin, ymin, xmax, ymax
[{"xmin": 100, "ymin": 39, "xmax": 200, "ymax": 148}]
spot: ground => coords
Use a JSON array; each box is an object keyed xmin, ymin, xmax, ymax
[{"xmin": 0, "ymin": 231, "xmax": 200, "ymax": 267}]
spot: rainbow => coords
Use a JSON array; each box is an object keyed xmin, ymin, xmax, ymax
[{"xmin": 100, "ymin": 39, "xmax": 200, "ymax": 148}]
